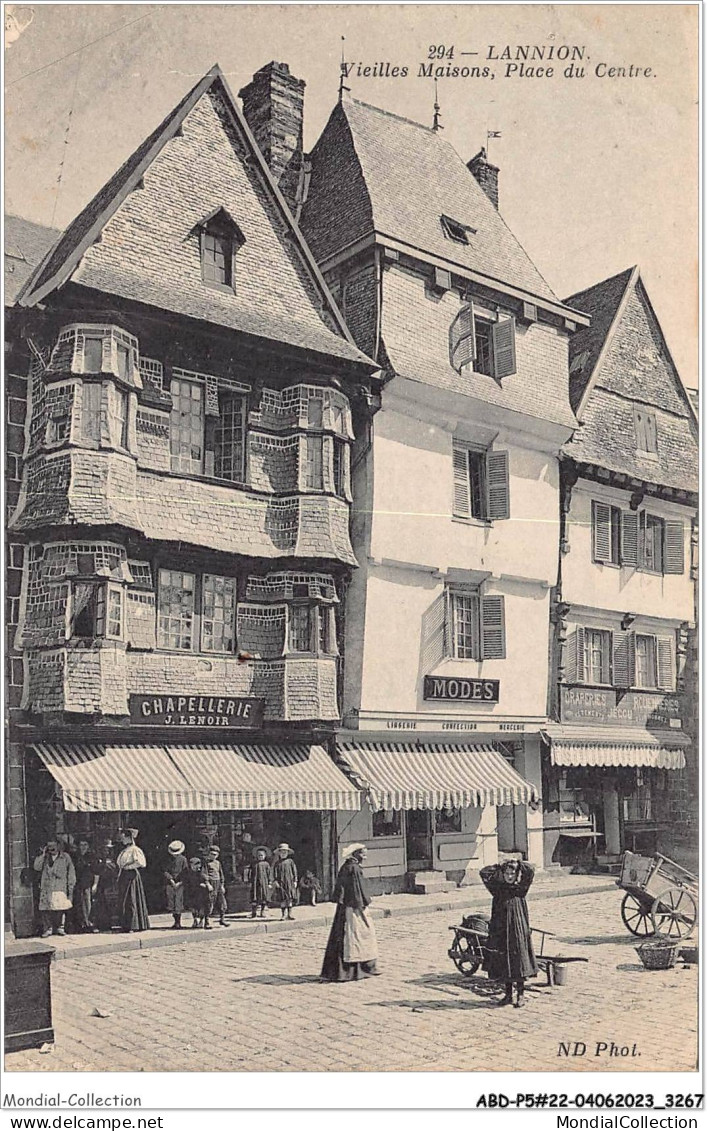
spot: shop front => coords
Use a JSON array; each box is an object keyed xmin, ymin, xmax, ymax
[
  {"xmin": 542, "ymin": 688, "xmax": 690, "ymax": 867},
  {"xmin": 17, "ymin": 732, "xmax": 362, "ymax": 933},
  {"xmin": 334, "ymin": 735, "xmax": 539, "ymax": 894}
]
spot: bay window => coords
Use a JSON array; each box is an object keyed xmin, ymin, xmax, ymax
[
  {"xmin": 157, "ymin": 569, "xmax": 237, "ymax": 654},
  {"xmin": 71, "ymin": 582, "xmax": 123, "ymax": 641}
]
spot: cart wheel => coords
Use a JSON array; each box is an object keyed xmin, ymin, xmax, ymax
[
  {"xmin": 651, "ymin": 887, "xmax": 697, "ymax": 939},
  {"xmin": 449, "ymin": 934, "xmax": 482, "ymax": 976},
  {"xmin": 621, "ymin": 893, "xmax": 655, "ymax": 937}
]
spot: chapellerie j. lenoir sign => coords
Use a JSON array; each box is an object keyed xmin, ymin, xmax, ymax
[
  {"xmin": 424, "ymin": 676, "xmax": 500, "ymax": 703},
  {"xmin": 129, "ymin": 694, "xmax": 264, "ymax": 728}
]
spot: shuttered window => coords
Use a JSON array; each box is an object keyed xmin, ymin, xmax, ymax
[
  {"xmin": 663, "ymin": 521, "xmax": 685, "ymax": 574},
  {"xmin": 612, "ymin": 630, "xmax": 635, "ymax": 690},
  {"xmin": 449, "ymin": 304, "xmax": 517, "ymax": 379},
  {"xmin": 634, "ymin": 407, "xmax": 658, "ymax": 454},
  {"xmin": 452, "ymin": 441, "xmax": 510, "ymax": 522},
  {"xmin": 656, "ymin": 636, "xmax": 675, "ymax": 690},
  {"xmin": 621, "ymin": 511, "xmax": 639, "ymax": 567},
  {"xmin": 446, "ymin": 591, "xmax": 506, "ymax": 660},
  {"xmin": 635, "ymin": 634, "xmax": 657, "ymax": 689},
  {"xmin": 642, "ymin": 513, "xmax": 664, "ymax": 574},
  {"xmin": 592, "ymin": 501, "xmax": 621, "ymax": 564}
]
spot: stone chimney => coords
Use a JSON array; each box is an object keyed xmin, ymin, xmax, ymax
[
  {"xmin": 239, "ymin": 61, "xmax": 305, "ymax": 214},
  {"xmin": 467, "ymin": 148, "xmax": 499, "ymax": 211}
]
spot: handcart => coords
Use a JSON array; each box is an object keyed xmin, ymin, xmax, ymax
[
  {"xmin": 447, "ymin": 912, "xmax": 588, "ymax": 987},
  {"xmin": 617, "ymin": 850, "xmax": 698, "ymax": 939}
]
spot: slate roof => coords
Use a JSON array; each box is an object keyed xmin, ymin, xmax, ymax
[
  {"xmin": 16, "ymin": 67, "xmax": 373, "ymax": 370},
  {"xmin": 302, "ymin": 97, "xmax": 559, "ymax": 304},
  {"xmin": 563, "ymin": 268, "xmax": 698, "ymax": 493},
  {"xmin": 4, "ymin": 215, "xmax": 61, "ymax": 305}
]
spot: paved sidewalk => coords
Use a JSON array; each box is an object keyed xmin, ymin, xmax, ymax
[
  {"xmin": 6, "ymin": 873, "xmax": 618, "ymax": 961},
  {"xmin": 5, "ymin": 889, "xmax": 697, "ymax": 1074}
]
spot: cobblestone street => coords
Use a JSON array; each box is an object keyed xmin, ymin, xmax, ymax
[{"xmin": 6, "ymin": 889, "xmax": 697, "ymax": 1074}]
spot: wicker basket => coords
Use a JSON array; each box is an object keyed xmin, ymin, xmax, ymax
[
  {"xmin": 462, "ymin": 913, "xmax": 489, "ymax": 934},
  {"xmin": 636, "ymin": 938, "xmax": 680, "ymax": 970}
]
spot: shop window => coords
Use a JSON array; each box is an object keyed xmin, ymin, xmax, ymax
[
  {"xmin": 584, "ymin": 628, "xmax": 611, "ymax": 685},
  {"xmin": 557, "ymin": 774, "xmax": 591, "ymax": 824},
  {"xmin": 372, "ymin": 809, "xmax": 402, "ymax": 837},
  {"xmin": 435, "ymin": 806, "xmax": 462, "ymax": 834},
  {"xmin": 71, "ymin": 583, "xmax": 123, "ymax": 640},
  {"xmin": 305, "ymin": 436, "xmax": 324, "ymax": 490},
  {"xmin": 635, "ymin": 634, "xmax": 658, "ymax": 689},
  {"xmin": 446, "ymin": 589, "xmax": 506, "ymax": 660},
  {"xmin": 452, "ymin": 441, "xmax": 509, "ymax": 521},
  {"xmin": 623, "ymin": 771, "xmax": 653, "ymax": 823}
]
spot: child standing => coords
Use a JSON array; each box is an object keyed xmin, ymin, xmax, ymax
[
  {"xmin": 209, "ymin": 846, "xmax": 229, "ymax": 927},
  {"xmin": 272, "ymin": 843, "xmax": 298, "ymax": 921},
  {"xmin": 184, "ymin": 856, "xmax": 211, "ymax": 928},
  {"xmin": 199, "ymin": 847, "xmax": 223, "ymax": 930},
  {"xmin": 250, "ymin": 847, "xmax": 272, "ymax": 918},
  {"xmin": 163, "ymin": 840, "xmax": 188, "ymax": 929}
]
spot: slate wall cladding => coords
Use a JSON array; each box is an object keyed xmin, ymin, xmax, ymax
[
  {"xmin": 72, "ymin": 88, "xmax": 342, "ymax": 349},
  {"xmin": 342, "ymin": 264, "xmax": 378, "ymax": 359},
  {"xmin": 135, "ymin": 408, "xmax": 171, "ymax": 471},
  {"xmin": 598, "ymin": 288, "xmax": 690, "ymax": 416}
]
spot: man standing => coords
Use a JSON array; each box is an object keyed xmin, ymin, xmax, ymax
[{"xmin": 34, "ymin": 840, "xmax": 76, "ymax": 938}]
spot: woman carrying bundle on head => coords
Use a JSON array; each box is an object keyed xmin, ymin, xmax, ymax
[{"xmin": 479, "ymin": 856, "xmax": 537, "ymax": 1008}]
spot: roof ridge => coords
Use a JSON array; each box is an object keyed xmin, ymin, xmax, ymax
[{"xmin": 348, "ymin": 96, "xmax": 435, "ymax": 134}]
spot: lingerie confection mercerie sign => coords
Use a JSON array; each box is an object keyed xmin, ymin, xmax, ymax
[{"xmin": 129, "ymin": 694, "xmax": 264, "ymax": 728}]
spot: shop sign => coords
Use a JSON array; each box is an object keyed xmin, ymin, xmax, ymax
[
  {"xmin": 560, "ymin": 687, "xmax": 681, "ymax": 728},
  {"xmin": 129, "ymin": 694, "xmax": 264, "ymax": 728},
  {"xmin": 424, "ymin": 676, "xmax": 500, "ymax": 703}
]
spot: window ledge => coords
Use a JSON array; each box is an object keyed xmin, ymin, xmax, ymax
[
  {"xmin": 452, "ymin": 515, "xmax": 492, "ymax": 529},
  {"xmin": 201, "ymin": 280, "xmax": 236, "ymax": 295}
]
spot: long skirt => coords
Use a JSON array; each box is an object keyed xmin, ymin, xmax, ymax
[
  {"xmin": 117, "ymin": 869, "xmax": 150, "ymax": 932},
  {"xmin": 321, "ymin": 905, "xmax": 379, "ymax": 982}
]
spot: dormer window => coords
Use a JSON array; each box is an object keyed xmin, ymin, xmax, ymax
[
  {"xmin": 196, "ymin": 207, "xmax": 245, "ymax": 291},
  {"xmin": 441, "ymin": 215, "xmax": 472, "ymax": 244},
  {"xmin": 449, "ymin": 303, "xmax": 517, "ymax": 380}
]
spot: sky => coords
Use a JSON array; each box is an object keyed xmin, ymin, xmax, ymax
[{"xmin": 4, "ymin": 3, "xmax": 699, "ymax": 388}]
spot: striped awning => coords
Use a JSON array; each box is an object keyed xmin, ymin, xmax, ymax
[
  {"xmin": 543, "ymin": 727, "xmax": 688, "ymax": 770},
  {"xmin": 32, "ymin": 743, "xmax": 361, "ymax": 812},
  {"xmin": 32, "ymin": 744, "xmax": 200, "ymax": 813},
  {"xmin": 335, "ymin": 742, "xmax": 537, "ymax": 811},
  {"xmin": 167, "ymin": 744, "xmax": 361, "ymax": 810}
]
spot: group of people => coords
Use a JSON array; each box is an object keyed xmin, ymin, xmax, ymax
[
  {"xmin": 34, "ymin": 828, "xmax": 537, "ymax": 1003},
  {"xmin": 33, "ymin": 829, "xmax": 147, "ymax": 938}
]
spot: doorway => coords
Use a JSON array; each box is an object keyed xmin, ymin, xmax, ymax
[
  {"xmin": 497, "ymin": 804, "xmax": 527, "ymax": 855},
  {"xmin": 405, "ymin": 809, "xmax": 433, "ymax": 871}
]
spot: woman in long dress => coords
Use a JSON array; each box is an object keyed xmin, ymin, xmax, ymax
[
  {"xmin": 116, "ymin": 828, "xmax": 150, "ymax": 932},
  {"xmin": 321, "ymin": 844, "xmax": 381, "ymax": 982},
  {"xmin": 479, "ymin": 857, "xmax": 537, "ymax": 1008}
]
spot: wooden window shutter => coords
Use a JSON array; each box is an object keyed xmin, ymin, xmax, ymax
[
  {"xmin": 592, "ymin": 502, "xmax": 612, "ymax": 562},
  {"xmin": 491, "ymin": 317, "xmax": 517, "ymax": 379},
  {"xmin": 638, "ymin": 511, "xmax": 647, "ymax": 569},
  {"xmin": 612, "ymin": 630, "xmax": 635, "ymax": 689},
  {"xmin": 664, "ymin": 521, "xmax": 685, "ymax": 574},
  {"xmin": 575, "ymin": 625, "xmax": 586, "ymax": 684},
  {"xmin": 563, "ymin": 628, "xmax": 577, "ymax": 683},
  {"xmin": 452, "ymin": 442, "xmax": 471, "ymax": 518},
  {"xmin": 621, "ymin": 511, "xmax": 639, "ymax": 567},
  {"xmin": 656, "ymin": 636, "xmax": 675, "ymax": 690},
  {"xmin": 450, "ymin": 304, "xmax": 475, "ymax": 373},
  {"xmin": 480, "ymin": 595, "xmax": 506, "ymax": 659},
  {"xmin": 486, "ymin": 450, "xmax": 510, "ymax": 520}
]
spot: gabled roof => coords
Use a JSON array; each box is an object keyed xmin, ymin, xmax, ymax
[
  {"xmin": 17, "ymin": 66, "xmax": 373, "ymax": 370},
  {"xmin": 563, "ymin": 267, "xmax": 698, "ymax": 493},
  {"xmin": 4, "ymin": 215, "xmax": 61, "ymax": 306},
  {"xmin": 302, "ymin": 96, "xmax": 558, "ymax": 305}
]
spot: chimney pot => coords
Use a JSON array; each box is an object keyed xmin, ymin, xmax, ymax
[{"xmin": 468, "ymin": 147, "xmax": 500, "ymax": 211}]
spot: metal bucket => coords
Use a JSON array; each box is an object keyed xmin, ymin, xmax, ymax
[{"xmin": 554, "ymin": 963, "xmax": 569, "ymax": 986}]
